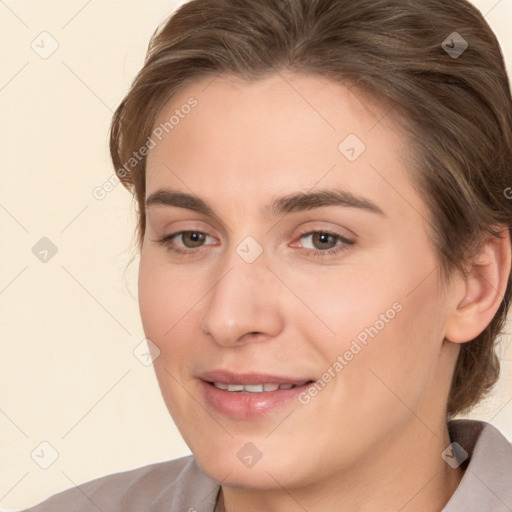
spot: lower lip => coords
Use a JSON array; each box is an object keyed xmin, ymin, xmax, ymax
[{"xmin": 200, "ymin": 380, "xmax": 313, "ymax": 419}]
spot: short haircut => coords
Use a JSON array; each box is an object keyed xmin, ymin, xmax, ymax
[{"xmin": 109, "ymin": 0, "xmax": 512, "ymax": 417}]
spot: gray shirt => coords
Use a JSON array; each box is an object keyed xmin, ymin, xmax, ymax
[{"xmin": 19, "ymin": 419, "xmax": 512, "ymax": 511}]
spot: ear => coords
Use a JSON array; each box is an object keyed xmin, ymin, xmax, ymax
[{"xmin": 444, "ymin": 227, "xmax": 511, "ymax": 344}]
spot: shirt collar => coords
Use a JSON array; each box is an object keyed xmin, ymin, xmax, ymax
[{"xmin": 442, "ymin": 419, "xmax": 512, "ymax": 511}]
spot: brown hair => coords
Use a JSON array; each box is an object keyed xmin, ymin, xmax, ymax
[{"xmin": 109, "ymin": 0, "xmax": 512, "ymax": 417}]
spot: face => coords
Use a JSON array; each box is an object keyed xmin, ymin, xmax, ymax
[{"xmin": 139, "ymin": 72, "xmax": 459, "ymax": 490}]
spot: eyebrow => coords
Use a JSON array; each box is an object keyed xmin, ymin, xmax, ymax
[{"xmin": 145, "ymin": 188, "xmax": 386, "ymax": 218}]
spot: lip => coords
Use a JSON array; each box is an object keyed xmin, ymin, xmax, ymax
[
  {"xmin": 198, "ymin": 370, "xmax": 312, "ymax": 385},
  {"xmin": 198, "ymin": 370, "xmax": 315, "ymax": 419}
]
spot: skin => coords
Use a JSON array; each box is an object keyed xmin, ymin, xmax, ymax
[{"xmin": 138, "ymin": 72, "xmax": 510, "ymax": 512}]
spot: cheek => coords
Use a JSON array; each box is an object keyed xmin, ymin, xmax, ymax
[
  {"xmin": 138, "ymin": 253, "xmax": 202, "ymax": 344},
  {"xmin": 286, "ymin": 262, "xmax": 396, "ymax": 348},
  {"xmin": 336, "ymin": 276, "xmax": 446, "ymax": 425},
  {"xmin": 137, "ymin": 255, "xmax": 204, "ymax": 419},
  {"xmin": 138, "ymin": 258, "xmax": 169, "ymax": 341},
  {"xmin": 295, "ymin": 249, "xmax": 444, "ymax": 413}
]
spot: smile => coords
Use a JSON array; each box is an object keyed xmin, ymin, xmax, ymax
[
  {"xmin": 211, "ymin": 382, "xmax": 309, "ymax": 392},
  {"xmin": 200, "ymin": 375, "xmax": 316, "ymax": 418}
]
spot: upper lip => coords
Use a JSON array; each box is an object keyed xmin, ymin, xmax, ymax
[{"xmin": 199, "ymin": 370, "xmax": 313, "ymax": 385}]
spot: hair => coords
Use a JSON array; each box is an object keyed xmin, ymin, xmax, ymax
[{"xmin": 109, "ymin": 0, "xmax": 512, "ymax": 417}]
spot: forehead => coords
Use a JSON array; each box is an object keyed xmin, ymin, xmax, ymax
[
  {"xmin": 145, "ymin": 72, "xmax": 429, "ymax": 225},
  {"xmin": 150, "ymin": 72, "xmax": 392, "ymax": 154}
]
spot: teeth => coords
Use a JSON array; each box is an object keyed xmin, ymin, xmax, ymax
[
  {"xmin": 212, "ymin": 382, "xmax": 303, "ymax": 392},
  {"xmin": 244, "ymin": 384, "xmax": 264, "ymax": 392}
]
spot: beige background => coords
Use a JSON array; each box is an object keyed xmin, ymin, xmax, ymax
[{"xmin": 1, "ymin": 0, "xmax": 511, "ymax": 509}]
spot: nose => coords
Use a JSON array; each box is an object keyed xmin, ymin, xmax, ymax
[{"xmin": 200, "ymin": 246, "xmax": 284, "ymax": 347}]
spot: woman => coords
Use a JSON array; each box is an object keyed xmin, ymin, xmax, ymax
[{"xmin": 23, "ymin": 0, "xmax": 512, "ymax": 510}]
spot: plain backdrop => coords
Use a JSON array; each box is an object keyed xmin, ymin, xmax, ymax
[{"xmin": 1, "ymin": 0, "xmax": 512, "ymax": 509}]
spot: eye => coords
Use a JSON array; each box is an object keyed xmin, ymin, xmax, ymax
[
  {"xmin": 154, "ymin": 229, "xmax": 354, "ymax": 258},
  {"xmin": 294, "ymin": 230, "xmax": 354, "ymax": 257},
  {"xmin": 178, "ymin": 231, "xmax": 209, "ymax": 248},
  {"xmin": 301, "ymin": 232, "xmax": 340, "ymax": 250},
  {"xmin": 154, "ymin": 230, "xmax": 216, "ymax": 253}
]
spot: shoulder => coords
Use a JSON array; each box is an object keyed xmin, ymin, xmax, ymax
[
  {"xmin": 444, "ymin": 419, "xmax": 512, "ymax": 511},
  {"xmin": 20, "ymin": 455, "xmax": 220, "ymax": 512}
]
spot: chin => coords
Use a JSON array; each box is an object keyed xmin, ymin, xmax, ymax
[
  {"xmin": 191, "ymin": 439, "xmax": 310, "ymax": 490},
  {"xmin": 197, "ymin": 456, "xmax": 293, "ymax": 489}
]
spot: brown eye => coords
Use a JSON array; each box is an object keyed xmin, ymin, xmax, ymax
[
  {"xmin": 154, "ymin": 230, "xmax": 217, "ymax": 254},
  {"xmin": 181, "ymin": 231, "xmax": 207, "ymax": 248},
  {"xmin": 310, "ymin": 232, "xmax": 338, "ymax": 250},
  {"xmin": 294, "ymin": 230, "xmax": 355, "ymax": 258}
]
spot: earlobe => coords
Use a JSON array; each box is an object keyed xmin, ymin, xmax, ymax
[{"xmin": 445, "ymin": 227, "xmax": 511, "ymax": 344}]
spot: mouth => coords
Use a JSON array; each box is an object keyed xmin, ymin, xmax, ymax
[
  {"xmin": 207, "ymin": 381, "xmax": 313, "ymax": 392},
  {"xmin": 198, "ymin": 371, "xmax": 316, "ymax": 418}
]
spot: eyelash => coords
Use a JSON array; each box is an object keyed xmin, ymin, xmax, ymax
[
  {"xmin": 293, "ymin": 229, "xmax": 354, "ymax": 258},
  {"xmin": 153, "ymin": 229, "xmax": 354, "ymax": 259}
]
